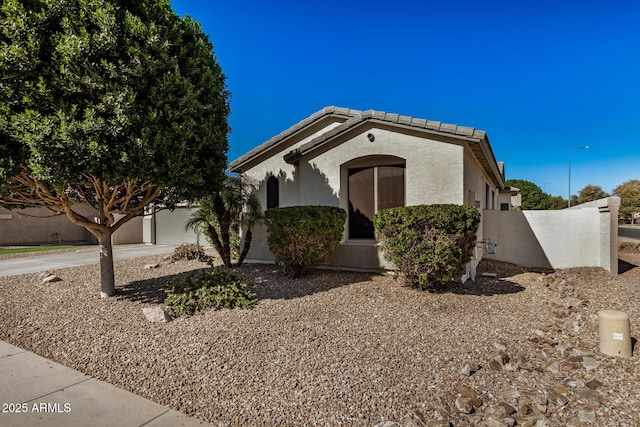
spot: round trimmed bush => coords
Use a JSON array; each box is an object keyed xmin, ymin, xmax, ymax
[
  {"xmin": 264, "ymin": 205, "xmax": 346, "ymax": 278},
  {"xmin": 374, "ymin": 204, "xmax": 481, "ymax": 291}
]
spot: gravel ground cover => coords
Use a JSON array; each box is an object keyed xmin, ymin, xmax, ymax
[{"xmin": 1, "ymin": 250, "xmax": 639, "ymax": 426}]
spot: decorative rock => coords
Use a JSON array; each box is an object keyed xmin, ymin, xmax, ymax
[
  {"xmin": 577, "ymin": 387, "xmax": 601, "ymax": 403},
  {"xmin": 582, "ymin": 356, "xmax": 599, "ymax": 371},
  {"xmin": 577, "ymin": 409, "xmax": 596, "ymax": 422},
  {"xmin": 484, "ymin": 416, "xmax": 506, "ymax": 427},
  {"xmin": 144, "ymin": 263, "xmax": 160, "ymax": 269},
  {"xmin": 494, "ymin": 402, "xmax": 516, "ymax": 417},
  {"xmin": 503, "ymin": 362, "xmax": 519, "ymax": 372},
  {"xmin": 546, "ymin": 388, "xmax": 569, "ymax": 408},
  {"xmin": 585, "ymin": 378, "xmax": 603, "ymax": 389},
  {"xmin": 555, "ymin": 297, "xmax": 583, "ymax": 309},
  {"xmin": 522, "ymin": 392, "xmax": 548, "ymax": 414},
  {"xmin": 42, "ymin": 274, "xmax": 62, "ymax": 284},
  {"xmin": 489, "ymin": 360, "xmax": 502, "ymax": 371},
  {"xmin": 497, "ymin": 350, "xmax": 510, "ymax": 365},
  {"xmin": 429, "ymin": 398, "xmax": 452, "ymax": 421},
  {"xmin": 397, "ymin": 415, "xmax": 420, "ymax": 427},
  {"xmin": 545, "ymin": 361, "xmax": 561, "ymax": 374},
  {"xmin": 459, "ymin": 363, "xmax": 472, "ymax": 376},
  {"xmin": 454, "ymin": 396, "xmax": 474, "ymax": 414},
  {"xmin": 142, "ymin": 306, "xmax": 173, "ymax": 323},
  {"xmin": 460, "ymin": 362, "xmax": 479, "ymax": 376},
  {"xmin": 562, "ymin": 378, "xmax": 584, "ymax": 388},
  {"xmin": 455, "ymin": 384, "xmax": 477, "ymax": 398},
  {"xmin": 470, "ymin": 397, "xmax": 484, "ymax": 409},
  {"xmin": 517, "ymin": 402, "xmax": 533, "ymax": 416},
  {"xmin": 493, "ymin": 342, "xmax": 507, "ymax": 352}
]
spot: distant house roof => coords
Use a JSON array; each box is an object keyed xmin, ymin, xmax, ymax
[{"xmin": 229, "ymin": 106, "xmax": 505, "ymax": 188}]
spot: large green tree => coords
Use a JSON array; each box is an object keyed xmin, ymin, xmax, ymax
[
  {"xmin": 0, "ymin": 0, "xmax": 230, "ymax": 297},
  {"xmin": 505, "ymin": 179, "xmax": 553, "ymax": 210},
  {"xmin": 613, "ymin": 179, "xmax": 640, "ymax": 222},
  {"xmin": 575, "ymin": 184, "xmax": 610, "ymax": 205}
]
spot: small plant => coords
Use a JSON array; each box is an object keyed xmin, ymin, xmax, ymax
[
  {"xmin": 171, "ymin": 243, "xmax": 206, "ymax": 261},
  {"xmin": 374, "ymin": 204, "xmax": 481, "ymax": 291},
  {"xmin": 164, "ymin": 267, "xmax": 255, "ymax": 316},
  {"xmin": 264, "ymin": 205, "xmax": 346, "ymax": 278}
]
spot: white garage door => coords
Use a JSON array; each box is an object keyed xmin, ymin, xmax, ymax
[{"xmin": 154, "ymin": 207, "xmax": 202, "ymax": 245}]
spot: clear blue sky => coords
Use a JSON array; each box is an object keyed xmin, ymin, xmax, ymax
[{"xmin": 171, "ymin": 0, "xmax": 639, "ymax": 198}]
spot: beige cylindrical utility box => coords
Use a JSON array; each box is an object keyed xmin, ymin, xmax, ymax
[{"xmin": 598, "ymin": 310, "xmax": 632, "ymax": 357}]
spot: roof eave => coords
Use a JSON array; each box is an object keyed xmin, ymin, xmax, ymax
[{"xmin": 229, "ymin": 106, "xmax": 361, "ymax": 172}]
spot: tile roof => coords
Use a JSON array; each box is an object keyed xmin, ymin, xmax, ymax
[{"xmin": 229, "ymin": 106, "xmax": 504, "ymax": 188}]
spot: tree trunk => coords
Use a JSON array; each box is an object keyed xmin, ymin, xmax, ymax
[
  {"xmin": 212, "ymin": 195, "xmax": 232, "ymax": 267},
  {"xmin": 236, "ymin": 228, "xmax": 252, "ymax": 267},
  {"xmin": 206, "ymin": 226, "xmax": 230, "ymax": 267},
  {"xmin": 218, "ymin": 211, "xmax": 232, "ymax": 267},
  {"xmin": 97, "ymin": 233, "xmax": 116, "ymax": 297}
]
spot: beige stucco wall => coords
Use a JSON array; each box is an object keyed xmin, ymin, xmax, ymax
[
  {"xmin": 242, "ymin": 120, "xmax": 344, "ymax": 210},
  {"xmin": 0, "ymin": 205, "xmax": 97, "ymax": 245},
  {"xmin": 308, "ymin": 126, "xmax": 464, "ymax": 208},
  {"xmin": 240, "ymin": 122, "xmax": 494, "ymax": 271},
  {"xmin": 483, "ymin": 197, "xmax": 619, "ymax": 274},
  {"xmin": 112, "ymin": 214, "xmax": 143, "ymax": 245}
]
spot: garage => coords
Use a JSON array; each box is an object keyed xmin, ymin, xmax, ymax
[{"xmin": 148, "ymin": 206, "xmax": 203, "ymax": 245}]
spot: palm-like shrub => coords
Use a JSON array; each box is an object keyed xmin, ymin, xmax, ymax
[{"xmin": 186, "ymin": 174, "xmax": 262, "ymax": 267}]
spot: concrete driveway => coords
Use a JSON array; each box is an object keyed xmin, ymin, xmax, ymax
[{"xmin": 0, "ymin": 244, "xmax": 177, "ymax": 277}]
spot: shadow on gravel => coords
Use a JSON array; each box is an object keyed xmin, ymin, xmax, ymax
[
  {"xmin": 115, "ymin": 264, "xmax": 374, "ymax": 304},
  {"xmin": 618, "ymin": 258, "xmax": 637, "ymax": 275},
  {"xmin": 447, "ymin": 277, "xmax": 525, "ymax": 296},
  {"xmin": 239, "ymin": 264, "xmax": 377, "ymax": 300},
  {"xmin": 116, "ymin": 269, "xmax": 206, "ymax": 304}
]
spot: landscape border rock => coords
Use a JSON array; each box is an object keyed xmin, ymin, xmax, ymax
[{"xmin": 142, "ymin": 306, "xmax": 173, "ymax": 323}]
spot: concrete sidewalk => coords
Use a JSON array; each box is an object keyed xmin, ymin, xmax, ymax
[
  {"xmin": 0, "ymin": 340, "xmax": 212, "ymax": 427},
  {"xmin": 0, "ymin": 244, "xmax": 177, "ymax": 277}
]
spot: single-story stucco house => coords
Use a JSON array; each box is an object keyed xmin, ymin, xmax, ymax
[{"xmin": 229, "ymin": 106, "xmax": 509, "ymax": 278}]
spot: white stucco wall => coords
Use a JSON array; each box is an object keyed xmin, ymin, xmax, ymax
[{"xmin": 483, "ymin": 197, "xmax": 619, "ymax": 274}]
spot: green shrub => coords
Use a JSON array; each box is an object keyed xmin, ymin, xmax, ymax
[
  {"xmin": 374, "ymin": 204, "xmax": 481, "ymax": 291},
  {"xmin": 164, "ymin": 267, "xmax": 255, "ymax": 316},
  {"xmin": 264, "ymin": 205, "xmax": 347, "ymax": 278},
  {"xmin": 171, "ymin": 243, "xmax": 206, "ymax": 261}
]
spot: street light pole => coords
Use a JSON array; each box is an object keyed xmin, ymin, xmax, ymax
[{"xmin": 568, "ymin": 145, "xmax": 589, "ymax": 208}]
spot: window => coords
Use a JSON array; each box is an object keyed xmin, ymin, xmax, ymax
[
  {"xmin": 348, "ymin": 165, "xmax": 405, "ymax": 239},
  {"xmin": 500, "ymin": 203, "xmax": 510, "ymax": 211},
  {"xmin": 485, "ymin": 183, "xmax": 490, "ymax": 209},
  {"xmin": 266, "ymin": 176, "xmax": 279, "ymax": 209}
]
